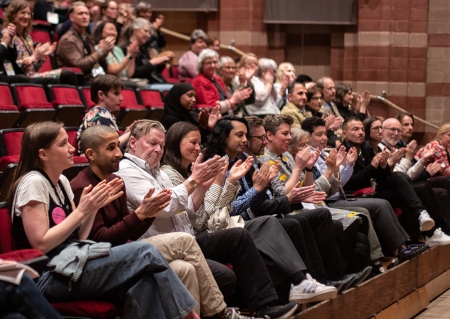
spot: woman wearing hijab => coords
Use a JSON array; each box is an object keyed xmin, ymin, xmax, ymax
[{"xmin": 162, "ymin": 83, "xmax": 220, "ymax": 143}]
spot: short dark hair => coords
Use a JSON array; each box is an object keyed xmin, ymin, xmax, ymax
[
  {"xmin": 245, "ymin": 116, "xmax": 264, "ymax": 134},
  {"xmin": 287, "ymin": 81, "xmax": 305, "ymax": 95},
  {"xmin": 296, "ymin": 74, "xmax": 313, "ymax": 84},
  {"xmin": 396, "ymin": 112, "xmax": 414, "ymax": 126},
  {"xmin": 342, "ymin": 116, "xmax": 362, "ymax": 131},
  {"xmin": 69, "ymin": 1, "xmax": 87, "ymax": 15},
  {"xmin": 301, "ymin": 116, "xmax": 326, "ymax": 135},
  {"xmin": 335, "ymin": 83, "xmax": 352, "ymax": 107},
  {"xmin": 263, "ymin": 114, "xmax": 294, "ymax": 135},
  {"xmin": 90, "ymin": 74, "xmax": 124, "ymax": 104},
  {"xmin": 306, "ymin": 86, "xmax": 322, "ymax": 102},
  {"xmin": 80, "ymin": 125, "xmax": 118, "ymax": 155},
  {"xmin": 362, "ymin": 116, "xmax": 381, "ymax": 141}
]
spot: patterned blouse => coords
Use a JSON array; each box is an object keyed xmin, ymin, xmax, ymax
[
  {"xmin": 13, "ymin": 34, "xmax": 60, "ymax": 78},
  {"xmin": 415, "ymin": 140, "xmax": 450, "ymax": 169}
]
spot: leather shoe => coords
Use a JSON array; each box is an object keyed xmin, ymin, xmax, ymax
[
  {"xmin": 323, "ymin": 278, "xmax": 345, "ymax": 293},
  {"xmin": 337, "ymin": 273, "xmax": 357, "ymax": 292},
  {"xmin": 352, "ymin": 266, "xmax": 372, "ymax": 286}
]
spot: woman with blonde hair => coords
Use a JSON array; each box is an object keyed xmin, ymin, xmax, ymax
[
  {"xmin": 274, "ymin": 62, "xmax": 296, "ymax": 109},
  {"xmin": 415, "ymin": 123, "xmax": 450, "ymax": 176}
]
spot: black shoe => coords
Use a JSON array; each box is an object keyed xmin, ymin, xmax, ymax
[
  {"xmin": 338, "ymin": 273, "xmax": 357, "ymax": 292},
  {"xmin": 398, "ymin": 246, "xmax": 425, "ymax": 263},
  {"xmin": 368, "ymin": 264, "xmax": 386, "ymax": 278},
  {"xmin": 255, "ymin": 302, "xmax": 298, "ymax": 319},
  {"xmin": 323, "ymin": 278, "xmax": 345, "ymax": 294},
  {"xmin": 351, "ymin": 266, "xmax": 372, "ymax": 287},
  {"xmin": 386, "ymin": 258, "xmax": 399, "ymax": 270}
]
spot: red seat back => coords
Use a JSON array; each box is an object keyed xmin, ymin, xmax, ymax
[
  {"xmin": 11, "ymin": 84, "xmax": 53, "ymax": 110},
  {"xmin": 0, "ymin": 129, "xmax": 24, "ymax": 156},
  {"xmin": 0, "ymin": 203, "xmax": 13, "ymax": 253},
  {"xmin": 139, "ymin": 89, "xmax": 164, "ymax": 108},
  {"xmin": 80, "ymin": 87, "xmax": 96, "ymax": 110},
  {"xmin": 0, "ymin": 84, "xmax": 17, "ymax": 109},
  {"xmin": 120, "ymin": 89, "xmax": 145, "ymax": 110},
  {"xmin": 50, "ymin": 86, "xmax": 83, "ymax": 106},
  {"xmin": 30, "ymin": 29, "xmax": 51, "ymax": 43}
]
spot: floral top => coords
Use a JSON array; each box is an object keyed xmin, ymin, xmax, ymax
[
  {"xmin": 13, "ymin": 34, "xmax": 60, "ymax": 78},
  {"xmin": 77, "ymin": 107, "xmax": 119, "ymax": 154},
  {"xmin": 415, "ymin": 140, "xmax": 450, "ymax": 169}
]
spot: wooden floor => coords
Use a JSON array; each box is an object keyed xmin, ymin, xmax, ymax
[
  {"xmin": 415, "ymin": 289, "xmax": 450, "ymax": 319},
  {"xmin": 293, "ymin": 244, "xmax": 450, "ymax": 319}
]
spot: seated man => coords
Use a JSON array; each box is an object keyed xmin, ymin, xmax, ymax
[
  {"xmin": 56, "ymin": 1, "xmax": 112, "ymax": 85},
  {"xmin": 116, "ymin": 119, "xmax": 298, "ymax": 318},
  {"xmin": 71, "ymin": 125, "xmax": 246, "ymax": 319},
  {"xmin": 280, "ymin": 82, "xmax": 311, "ymax": 128},
  {"xmin": 178, "ymin": 29, "xmax": 208, "ymax": 81},
  {"xmin": 341, "ymin": 117, "xmax": 442, "ymax": 248}
]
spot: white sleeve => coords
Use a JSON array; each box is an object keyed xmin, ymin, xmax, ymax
[{"xmin": 14, "ymin": 173, "xmax": 49, "ymax": 217}]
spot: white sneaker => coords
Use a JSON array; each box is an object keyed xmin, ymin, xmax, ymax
[
  {"xmin": 289, "ymin": 273, "xmax": 337, "ymax": 304},
  {"xmin": 426, "ymin": 228, "xmax": 450, "ymax": 247},
  {"xmin": 226, "ymin": 308, "xmax": 262, "ymax": 319},
  {"xmin": 419, "ymin": 211, "xmax": 435, "ymax": 232}
]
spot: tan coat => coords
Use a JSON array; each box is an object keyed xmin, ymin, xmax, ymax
[{"xmin": 280, "ymin": 102, "xmax": 312, "ymax": 128}]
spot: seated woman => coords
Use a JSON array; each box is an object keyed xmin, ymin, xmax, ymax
[
  {"xmin": 415, "ymin": 123, "xmax": 450, "ymax": 176},
  {"xmin": 8, "ymin": 122, "xmax": 197, "ymax": 319},
  {"xmin": 3, "ymin": 0, "xmax": 77, "ymax": 85},
  {"xmin": 77, "ymin": 75, "xmax": 133, "ymax": 154},
  {"xmin": 218, "ymin": 56, "xmax": 256, "ymax": 116},
  {"xmin": 93, "ymin": 21, "xmax": 139, "ymax": 81},
  {"xmin": 192, "ymin": 49, "xmax": 252, "ymax": 115},
  {"xmin": 161, "ymin": 83, "xmax": 220, "ymax": 142},
  {"xmin": 335, "ymin": 84, "xmax": 369, "ymax": 121},
  {"xmin": 161, "ymin": 121, "xmax": 337, "ymax": 304},
  {"xmin": 274, "ymin": 62, "xmax": 296, "ymax": 109},
  {"xmin": 120, "ymin": 18, "xmax": 171, "ymax": 88}
]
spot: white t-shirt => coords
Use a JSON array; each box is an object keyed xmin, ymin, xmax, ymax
[{"xmin": 13, "ymin": 171, "xmax": 74, "ymax": 218}]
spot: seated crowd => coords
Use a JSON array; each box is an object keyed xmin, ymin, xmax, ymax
[{"xmin": 2, "ymin": 1, "xmax": 450, "ymax": 319}]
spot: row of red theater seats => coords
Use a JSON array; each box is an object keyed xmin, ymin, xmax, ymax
[{"xmin": 0, "ymin": 82, "xmax": 167, "ymax": 129}]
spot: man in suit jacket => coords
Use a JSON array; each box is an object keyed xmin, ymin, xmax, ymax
[{"xmin": 280, "ymin": 82, "xmax": 311, "ymax": 129}]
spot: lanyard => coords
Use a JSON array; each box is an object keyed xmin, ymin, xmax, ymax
[{"xmin": 38, "ymin": 170, "xmax": 72, "ymax": 212}]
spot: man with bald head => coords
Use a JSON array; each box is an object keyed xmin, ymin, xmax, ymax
[{"xmin": 70, "ymin": 125, "xmax": 244, "ymax": 318}]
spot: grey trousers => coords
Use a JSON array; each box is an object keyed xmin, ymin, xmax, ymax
[{"xmin": 329, "ymin": 197, "xmax": 409, "ymax": 256}]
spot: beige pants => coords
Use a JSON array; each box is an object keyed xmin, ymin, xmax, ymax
[{"xmin": 142, "ymin": 232, "xmax": 226, "ymax": 316}]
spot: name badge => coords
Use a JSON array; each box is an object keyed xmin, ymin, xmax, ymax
[
  {"xmin": 47, "ymin": 12, "xmax": 59, "ymax": 24},
  {"xmin": 91, "ymin": 63, "xmax": 106, "ymax": 77},
  {"xmin": 3, "ymin": 61, "xmax": 15, "ymax": 75}
]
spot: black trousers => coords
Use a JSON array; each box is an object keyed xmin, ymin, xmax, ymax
[
  {"xmin": 196, "ymin": 228, "xmax": 278, "ymax": 312},
  {"xmin": 285, "ymin": 208, "xmax": 347, "ymax": 280}
]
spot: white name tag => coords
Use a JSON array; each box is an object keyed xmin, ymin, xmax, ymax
[
  {"xmin": 47, "ymin": 12, "xmax": 59, "ymax": 24},
  {"xmin": 3, "ymin": 61, "xmax": 15, "ymax": 76}
]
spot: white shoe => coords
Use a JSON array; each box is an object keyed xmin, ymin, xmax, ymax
[
  {"xmin": 289, "ymin": 273, "xmax": 337, "ymax": 304},
  {"xmin": 226, "ymin": 308, "xmax": 262, "ymax": 319},
  {"xmin": 419, "ymin": 211, "xmax": 435, "ymax": 232},
  {"xmin": 426, "ymin": 228, "xmax": 450, "ymax": 247}
]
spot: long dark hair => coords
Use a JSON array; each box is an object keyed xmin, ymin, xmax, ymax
[
  {"xmin": 162, "ymin": 122, "xmax": 200, "ymax": 179},
  {"xmin": 8, "ymin": 122, "xmax": 64, "ymax": 207},
  {"xmin": 363, "ymin": 116, "xmax": 381, "ymax": 142},
  {"xmin": 202, "ymin": 116, "xmax": 249, "ymax": 160},
  {"xmin": 93, "ymin": 21, "xmax": 116, "ymax": 44}
]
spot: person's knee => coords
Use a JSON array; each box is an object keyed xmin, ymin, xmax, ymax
[{"xmin": 170, "ymin": 260, "xmax": 196, "ymax": 280}]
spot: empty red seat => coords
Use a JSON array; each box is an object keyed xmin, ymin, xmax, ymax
[
  {"xmin": 78, "ymin": 86, "xmax": 96, "ymax": 110},
  {"xmin": 0, "ymin": 83, "xmax": 20, "ymax": 129},
  {"xmin": 137, "ymin": 89, "xmax": 165, "ymax": 121},
  {"xmin": 30, "ymin": 28, "xmax": 51, "ymax": 43},
  {"xmin": 10, "ymin": 83, "xmax": 56, "ymax": 127},
  {"xmin": 47, "ymin": 85, "xmax": 85, "ymax": 126},
  {"xmin": 117, "ymin": 88, "xmax": 148, "ymax": 127}
]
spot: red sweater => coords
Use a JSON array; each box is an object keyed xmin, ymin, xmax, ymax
[
  {"xmin": 70, "ymin": 167, "xmax": 154, "ymax": 246},
  {"xmin": 192, "ymin": 73, "xmax": 229, "ymax": 106}
]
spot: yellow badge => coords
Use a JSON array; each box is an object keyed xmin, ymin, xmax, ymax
[{"xmin": 279, "ymin": 174, "xmax": 287, "ymax": 181}]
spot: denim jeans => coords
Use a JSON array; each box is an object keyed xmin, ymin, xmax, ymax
[
  {"xmin": 37, "ymin": 241, "xmax": 196, "ymax": 319},
  {"xmin": 0, "ymin": 273, "xmax": 63, "ymax": 319}
]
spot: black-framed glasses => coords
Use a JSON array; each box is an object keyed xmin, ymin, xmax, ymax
[
  {"xmin": 250, "ymin": 134, "xmax": 267, "ymax": 141},
  {"xmin": 371, "ymin": 126, "xmax": 382, "ymax": 131}
]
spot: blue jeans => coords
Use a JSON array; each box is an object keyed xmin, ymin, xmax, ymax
[
  {"xmin": 0, "ymin": 273, "xmax": 63, "ymax": 319},
  {"xmin": 37, "ymin": 241, "xmax": 196, "ymax": 319}
]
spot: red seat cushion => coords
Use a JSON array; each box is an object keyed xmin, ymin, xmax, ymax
[
  {"xmin": 0, "ymin": 249, "xmax": 44, "ymax": 261},
  {"xmin": 0, "ymin": 104, "xmax": 18, "ymax": 110},
  {"xmin": 0, "ymin": 155, "xmax": 19, "ymax": 170},
  {"xmin": 51, "ymin": 301, "xmax": 123, "ymax": 318},
  {"xmin": 2, "ymin": 131, "xmax": 24, "ymax": 155}
]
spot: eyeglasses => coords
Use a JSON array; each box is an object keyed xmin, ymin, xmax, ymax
[
  {"xmin": 250, "ymin": 134, "xmax": 267, "ymax": 141},
  {"xmin": 221, "ymin": 66, "xmax": 236, "ymax": 70},
  {"xmin": 310, "ymin": 96, "xmax": 322, "ymax": 101},
  {"xmin": 297, "ymin": 142, "xmax": 310, "ymax": 148},
  {"xmin": 371, "ymin": 126, "xmax": 382, "ymax": 131},
  {"xmin": 204, "ymin": 60, "xmax": 218, "ymax": 66},
  {"xmin": 384, "ymin": 127, "xmax": 402, "ymax": 134}
]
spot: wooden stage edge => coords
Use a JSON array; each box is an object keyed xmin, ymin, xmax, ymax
[{"xmin": 293, "ymin": 245, "xmax": 450, "ymax": 319}]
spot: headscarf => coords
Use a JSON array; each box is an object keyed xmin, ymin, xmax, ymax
[{"xmin": 163, "ymin": 83, "xmax": 198, "ymax": 125}]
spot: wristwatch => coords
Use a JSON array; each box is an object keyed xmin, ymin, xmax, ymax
[
  {"xmin": 126, "ymin": 54, "xmax": 133, "ymax": 59},
  {"xmin": 187, "ymin": 177, "xmax": 198, "ymax": 189}
]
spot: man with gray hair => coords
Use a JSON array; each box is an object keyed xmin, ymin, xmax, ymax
[
  {"xmin": 178, "ymin": 29, "xmax": 208, "ymax": 80},
  {"xmin": 56, "ymin": 1, "xmax": 113, "ymax": 84}
]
